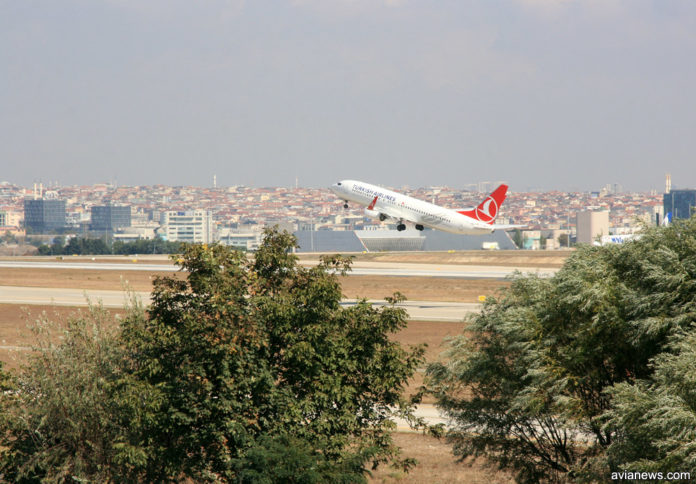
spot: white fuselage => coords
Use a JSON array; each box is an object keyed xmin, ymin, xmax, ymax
[{"xmin": 330, "ymin": 180, "xmax": 494, "ymax": 235}]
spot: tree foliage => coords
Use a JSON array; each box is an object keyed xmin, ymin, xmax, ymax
[
  {"xmin": 1, "ymin": 228, "xmax": 424, "ymax": 482},
  {"xmin": 37, "ymin": 236, "xmax": 183, "ymax": 256},
  {"xmin": 0, "ymin": 303, "xmax": 148, "ymax": 483},
  {"xmin": 604, "ymin": 327, "xmax": 696, "ymax": 473},
  {"xmin": 427, "ymin": 217, "xmax": 696, "ymax": 483},
  {"xmin": 111, "ymin": 238, "xmax": 183, "ymax": 255},
  {"xmin": 121, "ymin": 228, "xmax": 424, "ymax": 481}
]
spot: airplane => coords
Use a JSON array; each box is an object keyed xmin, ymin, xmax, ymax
[{"xmin": 329, "ymin": 180, "xmax": 522, "ymax": 235}]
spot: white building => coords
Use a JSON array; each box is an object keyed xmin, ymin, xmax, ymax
[
  {"xmin": 0, "ymin": 210, "xmax": 22, "ymax": 228},
  {"xmin": 160, "ymin": 210, "xmax": 214, "ymax": 244},
  {"xmin": 112, "ymin": 227, "xmax": 157, "ymax": 243},
  {"xmin": 218, "ymin": 228, "xmax": 263, "ymax": 251},
  {"xmin": 576, "ymin": 211, "xmax": 609, "ymax": 244}
]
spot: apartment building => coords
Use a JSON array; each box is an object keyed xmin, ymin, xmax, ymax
[{"xmin": 160, "ymin": 210, "xmax": 214, "ymax": 244}]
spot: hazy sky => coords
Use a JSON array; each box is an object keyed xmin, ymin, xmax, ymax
[{"xmin": 2, "ymin": 0, "xmax": 695, "ymax": 191}]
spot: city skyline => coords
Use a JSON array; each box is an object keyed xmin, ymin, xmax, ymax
[
  {"xmin": 3, "ymin": 1, "xmax": 696, "ymax": 192},
  {"xmin": 0, "ymin": 179, "xmax": 665, "ymax": 233},
  {"xmin": 0, "ymin": 177, "xmax": 680, "ymax": 194}
]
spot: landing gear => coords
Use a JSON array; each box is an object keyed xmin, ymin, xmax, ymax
[
  {"xmin": 415, "ymin": 224, "xmax": 424, "ymax": 231},
  {"xmin": 396, "ymin": 223, "xmax": 406, "ymax": 231},
  {"xmin": 343, "ymin": 201, "xmax": 348, "ymax": 209}
]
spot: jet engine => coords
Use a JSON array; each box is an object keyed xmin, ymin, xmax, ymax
[
  {"xmin": 364, "ymin": 208, "xmax": 380, "ymax": 219},
  {"xmin": 365, "ymin": 209, "xmax": 387, "ymax": 221}
]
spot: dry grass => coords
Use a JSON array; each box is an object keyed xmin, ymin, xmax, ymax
[
  {"xmin": 0, "ymin": 267, "xmax": 507, "ymax": 303},
  {"xmin": 342, "ymin": 276, "xmax": 509, "ymax": 303},
  {"xmin": 0, "ymin": 253, "xmax": 523, "ymax": 481},
  {"xmin": 0, "ymin": 304, "xmax": 503, "ymax": 481},
  {"xmin": 0, "ymin": 304, "xmax": 125, "ymax": 370},
  {"xmin": 4, "ymin": 249, "xmax": 569, "ymax": 268},
  {"xmin": 0, "ymin": 267, "xmax": 183, "ymax": 291},
  {"xmin": 298, "ymin": 249, "xmax": 570, "ymax": 268},
  {"xmin": 368, "ymin": 433, "xmax": 512, "ymax": 484},
  {"xmin": 0, "ymin": 303, "xmax": 464, "ymax": 363},
  {"xmin": 0, "ymin": 301, "xmax": 466, "ymax": 404}
]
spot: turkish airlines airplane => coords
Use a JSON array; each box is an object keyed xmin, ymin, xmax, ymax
[{"xmin": 330, "ymin": 180, "xmax": 521, "ymax": 235}]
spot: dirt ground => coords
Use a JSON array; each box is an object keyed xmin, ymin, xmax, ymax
[
  {"xmin": 0, "ymin": 304, "xmax": 464, "ymax": 362},
  {"xmin": 0, "ymin": 303, "xmax": 500, "ymax": 481},
  {"xmin": 299, "ymin": 249, "xmax": 570, "ymax": 268},
  {"xmin": 0, "ymin": 304, "xmax": 128, "ymax": 370},
  {"xmin": 0, "ymin": 303, "xmax": 463, "ymax": 404},
  {"xmin": 0, "ymin": 253, "xmax": 531, "ymax": 480},
  {"xmin": 342, "ymin": 276, "xmax": 509, "ymax": 303},
  {"xmin": 0, "ymin": 267, "xmax": 182, "ymax": 291},
  {"xmin": 6, "ymin": 250, "xmax": 568, "ymax": 266},
  {"xmin": 0, "ymin": 268, "xmax": 508, "ymax": 303},
  {"xmin": 368, "ymin": 432, "xmax": 512, "ymax": 484}
]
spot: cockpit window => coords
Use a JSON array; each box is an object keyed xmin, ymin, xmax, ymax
[{"xmin": 337, "ymin": 182, "xmax": 342, "ymax": 185}]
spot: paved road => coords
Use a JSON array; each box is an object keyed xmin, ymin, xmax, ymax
[
  {"xmin": 0, "ymin": 259, "xmax": 556, "ymax": 279},
  {"xmin": 0, "ymin": 260, "xmax": 179, "ymax": 272},
  {"xmin": 0, "ymin": 286, "xmax": 479, "ymax": 322},
  {"xmin": 0, "ymin": 285, "xmax": 149, "ymax": 308}
]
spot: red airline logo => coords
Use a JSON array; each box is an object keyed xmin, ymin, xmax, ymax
[{"xmin": 457, "ymin": 185, "xmax": 508, "ymax": 224}]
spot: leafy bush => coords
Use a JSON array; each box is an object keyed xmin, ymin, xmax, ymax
[
  {"xmin": 1, "ymin": 228, "xmax": 424, "ymax": 482},
  {"xmin": 427, "ymin": 217, "xmax": 696, "ymax": 482}
]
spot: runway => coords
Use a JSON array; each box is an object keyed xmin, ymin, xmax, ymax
[
  {"xmin": 0, "ymin": 286, "xmax": 479, "ymax": 322},
  {"xmin": 0, "ymin": 256, "xmax": 537, "ymax": 431},
  {"xmin": 348, "ymin": 261, "xmax": 555, "ymax": 279},
  {"xmin": 0, "ymin": 260, "xmax": 179, "ymax": 272},
  {"xmin": 0, "ymin": 259, "xmax": 556, "ymax": 280}
]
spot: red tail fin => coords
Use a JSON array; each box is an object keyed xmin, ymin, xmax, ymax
[{"xmin": 457, "ymin": 185, "xmax": 508, "ymax": 224}]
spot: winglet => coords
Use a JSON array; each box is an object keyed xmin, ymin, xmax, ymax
[
  {"xmin": 367, "ymin": 195, "xmax": 379, "ymax": 211},
  {"xmin": 457, "ymin": 185, "xmax": 508, "ymax": 224}
]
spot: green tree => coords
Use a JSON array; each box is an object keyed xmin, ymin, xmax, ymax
[
  {"xmin": 112, "ymin": 237, "xmax": 182, "ymax": 255},
  {"xmin": 603, "ymin": 327, "xmax": 696, "ymax": 474},
  {"xmin": 0, "ymin": 232, "xmax": 18, "ymax": 245},
  {"xmin": 0, "ymin": 302, "xmax": 153, "ymax": 483},
  {"xmin": 427, "ymin": 217, "xmax": 696, "ymax": 483},
  {"xmin": 558, "ymin": 233, "xmax": 571, "ymax": 248},
  {"xmin": 37, "ymin": 236, "xmax": 66, "ymax": 255},
  {"xmin": 118, "ymin": 228, "xmax": 424, "ymax": 481},
  {"xmin": 512, "ymin": 229, "xmax": 525, "ymax": 249},
  {"xmin": 1, "ymin": 229, "xmax": 424, "ymax": 482}
]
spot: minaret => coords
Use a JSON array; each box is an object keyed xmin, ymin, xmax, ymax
[
  {"xmin": 666, "ymin": 173, "xmax": 671, "ymax": 194},
  {"xmin": 213, "ymin": 175, "xmax": 217, "ymax": 189}
]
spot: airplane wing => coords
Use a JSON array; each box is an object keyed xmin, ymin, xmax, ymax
[{"xmin": 365, "ymin": 197, "xmax": 417, "ymax": 224}]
